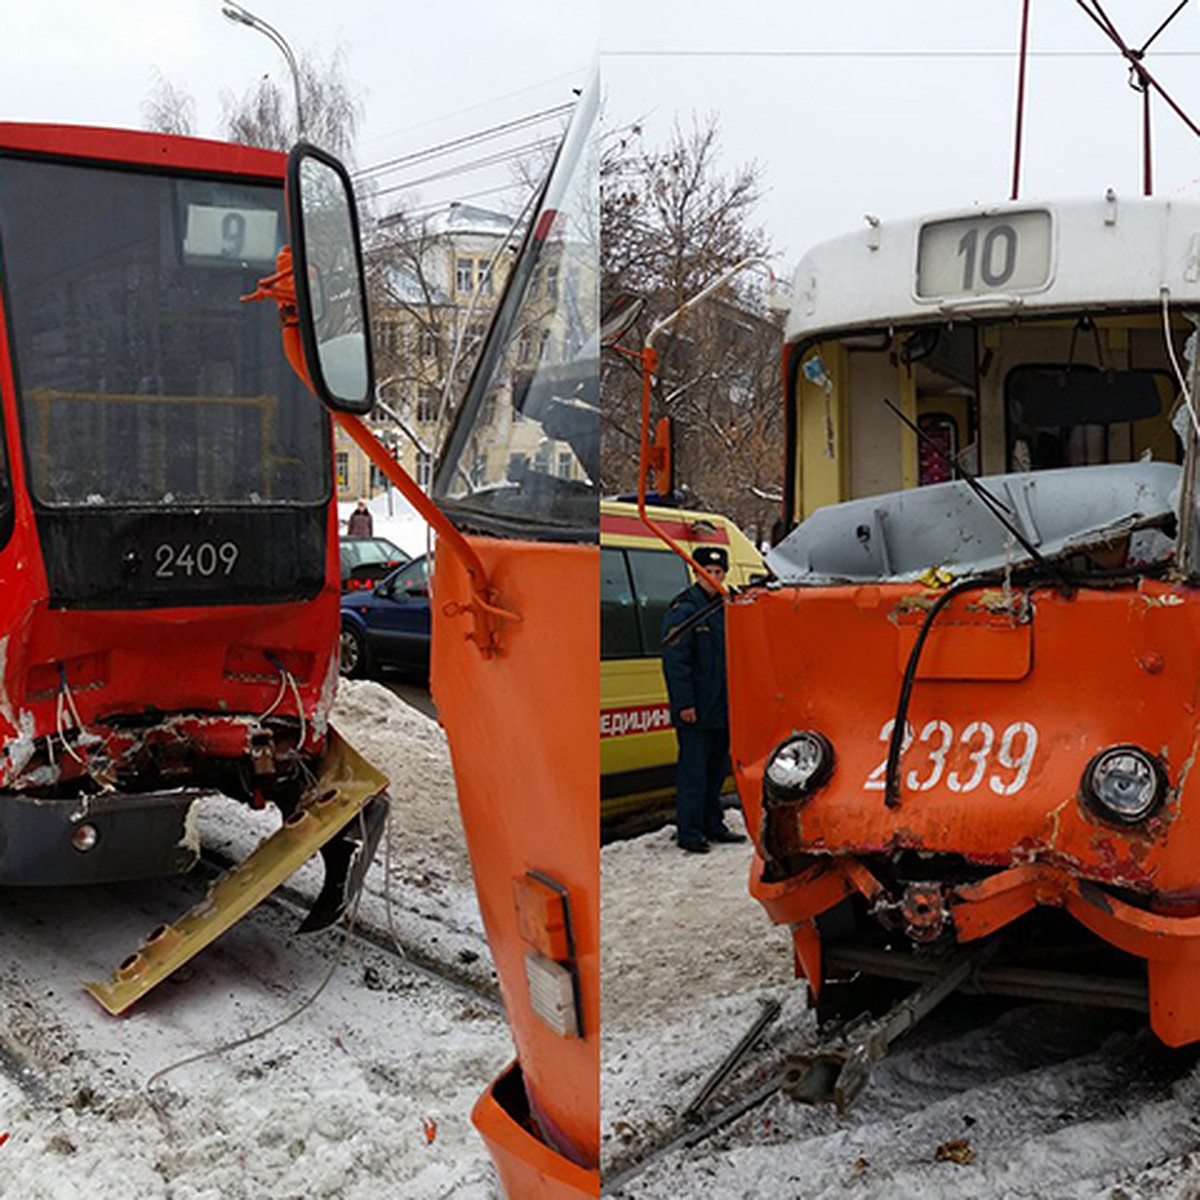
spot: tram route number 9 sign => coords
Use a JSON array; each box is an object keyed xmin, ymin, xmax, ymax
[
  {"xmin": 182, "ymin": 204, "xmax": 279, "ymax": 267},
  {"xmin": 916, "ymin": 210, "xmax": 1052, "ymax": 300}
]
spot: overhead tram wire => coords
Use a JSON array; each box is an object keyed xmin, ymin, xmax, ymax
[
  {"xmin": 368, "ymin": 135, "xmax": 562, "ymax": 204},
  {"xmin": 604, "ymin": 47, "xmax": 1200, "ymax": 59},
  {"xmin": 353, "ymin": 102, "xmax": 574, "ymax": 185}
]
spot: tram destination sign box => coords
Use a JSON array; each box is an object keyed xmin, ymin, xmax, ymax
[{"xmin": 916, "ymin": 210, "xmax": 1052, "ymax": 301}]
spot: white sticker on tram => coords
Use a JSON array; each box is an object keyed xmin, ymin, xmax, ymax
[{"xmin": 863, "ymin": 718, "xmax": 1038, "ymax": 795}]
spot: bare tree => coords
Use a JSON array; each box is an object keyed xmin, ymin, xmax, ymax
[
  {"xmin": 220, "ymin": 48, "xmax": 362, "ymax": 163},
  {"xmin": 141, "ymin": 68, "xmax": 198, "ymax": 137},
  {"xmin": 601, "ymin": 116, "xmax": 782, "ymax": 543},
  {"xmin": 142, "ymin": 49, "xmax": 362, "ymax": 165}
]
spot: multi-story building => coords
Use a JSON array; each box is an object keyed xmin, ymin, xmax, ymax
[{"xmin": 336, "ymin": 199, "xmax": 592, "ymax": 504}]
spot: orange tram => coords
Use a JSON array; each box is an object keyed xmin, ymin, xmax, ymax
[
  {"xmin": 726, "ymin": 196, "xmax": 1200, "ymax": 1047},
  {"xmin": 284, "ymin": 85, "xmax": 601, "ymax": 1194}
]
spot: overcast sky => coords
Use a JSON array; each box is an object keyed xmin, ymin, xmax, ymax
[
  {"xmin": 602, "ymin": 0, "xmax": 1200, "ymax": 265},
  {"xmin": 0, "ymin": 0, "xmax": 595, "ymax": 218},
  {"xmin": 5, "ymin": 2, "xmax": 1200, "ymax": 267}
]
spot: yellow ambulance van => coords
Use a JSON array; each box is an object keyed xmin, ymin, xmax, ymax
[{"xmin": 600, "ymin": 498, "xmax": 764, "ymax": 829}]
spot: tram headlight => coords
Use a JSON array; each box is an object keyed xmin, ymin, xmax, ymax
[
  {"xmin": 763, "ymin": 731, "xmax": 834, "ymax": 804},
  {"xmin": 1081, "ymin": 745, "xmax": 1168, "ymax": 826}
]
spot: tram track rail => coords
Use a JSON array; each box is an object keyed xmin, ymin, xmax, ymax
[{"xmin": 196, "ymin": 849, "xmax": 503, "ymax": 1013}]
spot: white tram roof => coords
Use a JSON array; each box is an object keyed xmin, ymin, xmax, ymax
[{"xmin": 785, "ymin": 192, "xmax": 1200, "ymax": 344}]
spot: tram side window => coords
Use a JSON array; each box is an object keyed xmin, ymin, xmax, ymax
[
  {"xmin": 600, "ymin": 546, "xmax": 691, "ymax": 660},
  {"xmin": 1005, "ymin": 365, "xmax": 1178, "ymax": 471}
]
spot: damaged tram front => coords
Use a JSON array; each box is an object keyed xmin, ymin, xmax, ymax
[
  {"xmin": 0, "ymin": 124, "xmax": 387, "ymax": 1006},
  {"xmin": 735, "ymin": 195, "xmax": 1200, "ymax": 1047}
]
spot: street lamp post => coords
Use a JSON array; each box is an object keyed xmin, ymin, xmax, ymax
[{"xmin": 220, "ymin": 1, "xmax": 306, "ymax": 140}]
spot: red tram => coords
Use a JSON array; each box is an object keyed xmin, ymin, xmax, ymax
[{"xmin": 0, "ymin": 124, "xmax": 385, "ymax": 982}]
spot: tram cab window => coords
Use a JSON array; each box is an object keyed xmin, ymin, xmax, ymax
[{"xmin": 1005, "ymin": 365, "xmax": 1178, "ymax": 472}]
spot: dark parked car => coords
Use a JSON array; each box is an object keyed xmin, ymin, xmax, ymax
[
  {"xmin": 339, "ymin": 536, "xmax": 410, "ymax": 592},
  {"xmin": 339, "ymin": 555, "xmax": 431, "ymax": 679}
]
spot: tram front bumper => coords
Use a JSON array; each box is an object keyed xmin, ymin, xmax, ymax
[
  {"xmin": 752, "ymin": 854, "xmax": 1200, "ymax": 1047},
  {"xmin": 0, "ymin": 788, "xmax": 201, "ymax": 885}
]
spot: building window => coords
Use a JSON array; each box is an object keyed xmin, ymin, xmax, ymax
[
  {"xmin": 534, "ymin": 443, "xmax": 552, "ymax": 474},
  {"xmin": 545, "ymin": 265, "xmax": 559, "ymax": 302},
  {"xmin": 419, "ymin": 329, "xmax": 438, "ymax": 359},
  {"xmin": 477, "ymin": 260, "xmax": 492, "ymax": 296},
  {"xmin": 416, "ymin": 388, "xmax": 438, "ymax": 424},
  {"xmin": 456, "ymin": 257, "xmax": 474, "ymax": 293},
  {"xmin": 378, "ymin": 322, "xmax": 400, "ymax": 355},
  {"xmin": 557, "ymin": 449, "xmax": 573, "ymax": 478},
  {"xmin": 517, "ymin": 329, "xmax": 533, "ymax": 363},
  {"xmin": 416, "ymin": 450, "xmax": 432, "ymax": 490},
  {"xmin": 369, "ymin": 464, "xmax": 389, "ymax": 491},
  {"xmin": 336, "ymin": 451, "xmax": 349, "ymax": 489},
  {"xmin": 539, "ymin": 328, "xmax": 552, "ymax": 361}
]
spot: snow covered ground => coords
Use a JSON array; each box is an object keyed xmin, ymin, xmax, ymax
[
  {"xmin": 10, "ymin": 673, "xmax": 1200, "ymax": 1199},
  {"xmin": 0, "ymin": 680, "xmax": 508, "ymax": 1199},
  {"xmin": 601, "ymin": 810, "xmax": 1200, "ymax": 1199}
]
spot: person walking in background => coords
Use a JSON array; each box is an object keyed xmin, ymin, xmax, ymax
[
  {"xmin": 660, "ymin": 545, "xmax": 747, "ymax": 853},
  {"xmin": 347, "ymin": 499, "xmax": 373, "ymax": 536}
]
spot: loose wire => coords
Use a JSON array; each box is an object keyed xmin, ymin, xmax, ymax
[
  {"xmin": 1161, "ymin": 287, "xmax": 1200, "ymax": 439},
  {"xmin": 145, "ymin": 809, "xmax": 368, "ymax": 1095}
]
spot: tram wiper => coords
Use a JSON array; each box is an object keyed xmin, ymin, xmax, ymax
[
  {"xmin": 882, "ymin": 398, "xmax": 1070, "ymax": 590},
  {"xmin": 880, "ymin": 399, "xmax": 1071, "ymax": 809}
]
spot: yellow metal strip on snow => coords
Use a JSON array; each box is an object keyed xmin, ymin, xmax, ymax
[{"xmin": 84, "ymin": 728, "xmax": 388, "ymax": 1016}]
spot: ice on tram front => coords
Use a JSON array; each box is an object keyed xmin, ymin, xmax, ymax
[{"xmin": 732, "ymin": 192, "xmax": 1200, "ymax": 1049}]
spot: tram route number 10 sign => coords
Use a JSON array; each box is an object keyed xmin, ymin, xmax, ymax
[{"xmin": 916, "ymin": 210, "xmax": 1052, "ymax": 300}]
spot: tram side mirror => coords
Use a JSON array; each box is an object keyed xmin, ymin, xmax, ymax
[
  {"xmin": 647, "ymin": 414, "xmax": 673, "ymax": 499},
  {"xmin": 600, "ymin": 292, "xmax": 645, "ymax": 349},
  {"xmin": 286, "ymin": 144, "xmax": 374, "ymax": 414}
]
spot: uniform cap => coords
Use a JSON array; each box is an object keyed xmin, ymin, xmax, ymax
[{"xmin": 693, "ymin": 546, "xmax": 729, "ymax": 571}]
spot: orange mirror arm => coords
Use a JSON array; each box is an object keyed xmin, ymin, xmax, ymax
[
  {"xmin": 245, "ymin": 248, "xmax": 518, "ymax": 656},
  {"xmin": 635, "ymin": 344, "xmax": 728, "ymax": 596}
]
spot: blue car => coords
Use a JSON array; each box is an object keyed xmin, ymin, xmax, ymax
[{"xmin": 339, "ymin": 555, "xmax": 431, "ymax": 680}]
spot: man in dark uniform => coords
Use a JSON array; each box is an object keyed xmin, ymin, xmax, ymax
[{"xmin": 660, "ymin": 545, "xmax": 748, "ymax": 853}]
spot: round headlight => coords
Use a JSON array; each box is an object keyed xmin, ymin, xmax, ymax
[
  {"xmin": 1081, "ymin": 745, "xmax": 1168, "ymax": 825},
  {"xmin": 764, "ymin": 731, "xmax": 834, "ymax": 803}
]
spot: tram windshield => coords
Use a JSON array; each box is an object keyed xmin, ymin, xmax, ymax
[
  {"xmin": 0, "ymin": 156, "xmax": 328, "ymax": 508},
  {"xmin": 775, "ymin": 312, "xmax": 1188, "ymax": 584},
  {"xmin": 433, "ymin": 78, "xmax": 599, "ymax": 541}
]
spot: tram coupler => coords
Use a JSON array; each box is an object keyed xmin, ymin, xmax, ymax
[{"xmin": 784, "ymin": 941, "xmax": 995, "ymax": 1111}]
